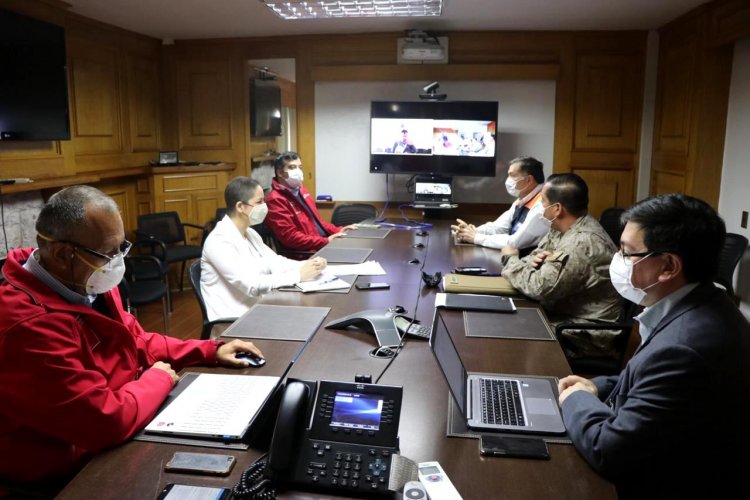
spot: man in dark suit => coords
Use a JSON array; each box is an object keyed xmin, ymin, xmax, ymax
[{"xmin": 558, "ymin": 193, "xmax": 750, "ymax": 499}]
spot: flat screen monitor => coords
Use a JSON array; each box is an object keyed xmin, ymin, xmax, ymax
[
  {"xmin": 0, "ymin": 8, "xmax": 70, "ymax": 141},
  {"xmin": 370, "ymin": 101, "xmax": 497, "ymax": 177},
  {"xmin": 250, "ymin": 79, "xmax": 282, "ymax": 137}
]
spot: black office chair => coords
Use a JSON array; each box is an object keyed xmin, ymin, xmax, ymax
[
  {"xmin": 599, "ymin": 207, "xmax": 626, "ymax": 246},
  {"xmin": 201, "ymin": 208, "xmax": 229, "ymax": 246},
  {"xmin": 188, "ymin": 260, "xmax": 237, "ymax": 340},
  {"xmin": 556, "ymin": 299, "xmax": 640, "ymax": 376},
  {"xmin": 252, "ymin": 221, "xmax": 279, "ymax": 252},
  {"xmin": 135, "ymin": 211, "xmax": 204, "ymax": 293},
  {"xmin": 331, "ymin": 203, "xmax": 378, "ymax": 226},
  {"xmin": 715, "ymin": 233, "xmax": 748, "ymax": 303},
  {"xmin": 118, "ymin": 255, "xmax": 170, "ymax": 333}
]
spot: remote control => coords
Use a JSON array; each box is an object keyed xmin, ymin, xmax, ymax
[
  {"xmin": 403, "ymin": 480, "xmax": 428, "ymax": 499},
  {"xmin": 417, "ymin": 461, "xmax": 463, "ymax": 500}
]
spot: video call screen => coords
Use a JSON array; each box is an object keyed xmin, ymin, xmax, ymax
[{"xmin": 330, "ymin": 391, "xmax": 384, "ymax": 431}]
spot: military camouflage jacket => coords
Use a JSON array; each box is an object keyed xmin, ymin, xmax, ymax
[{"xmin": 502, "ymin": 214, "xmax": 623, "ymax": 357}]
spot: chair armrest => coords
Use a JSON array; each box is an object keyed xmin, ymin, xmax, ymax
[
  {"xmin": 555, "ymin": 321, "xmax": 633, "ymax": 333},
  {"xmin": 125, "ymin": 255, "xmax": 165, "ymax": 280},
  {"xmin": 133, "ymin": 239, "xmax": 168, "ymax": 260},
  {"xmin": 182, "ymin": 222, "xmax": 205, "ymax": 231}
]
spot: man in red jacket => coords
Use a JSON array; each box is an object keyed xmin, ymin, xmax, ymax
[
  {"xmin": 265, "ymin": 151, "xmax": 357, "ymax": 254},
  {"xmin": 0, "ymin": 186, "xmax": 262, "ymax": 491}
]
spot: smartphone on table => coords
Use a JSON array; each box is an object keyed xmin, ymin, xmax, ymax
[
  {"xmin": 479, "ymin": 434, "xmax": 550, "ymax": 460},
  {"xmin": 164, "ymin": 452, "xmax": 236, "ymax": 475},
  {"xmin": 355, "ymin": 282, "xmax": 390, "ymax": 290},
  {"xmin": 157, "ymin": 483, "xmax": 232, "ymax": 500}
]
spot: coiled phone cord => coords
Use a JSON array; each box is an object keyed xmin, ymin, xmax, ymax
[{"xmin": 232, "ymin": 453, "xmax": 276, "ymax": 499}]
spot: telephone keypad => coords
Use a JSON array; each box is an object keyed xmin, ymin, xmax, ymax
[{"xmin": 303, "ymin": 440, "xmax": 394, "ymax": 494}]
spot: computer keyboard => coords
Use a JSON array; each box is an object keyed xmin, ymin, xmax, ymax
[{"xmin": 480, "ymin": 379, "xmax": 525, "ymax": 426}]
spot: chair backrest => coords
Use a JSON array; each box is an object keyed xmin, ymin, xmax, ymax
[
  {"xmin": 188, "ymin": 260, "xmax": 211, "ymax": 335},
  {"xmin": 252, "ymin": 221, "xmax": 278, "ymax": 252},
  {"xmin": 331, "ymin": 203, "xmax": 378, "ymax": 226},
  {"xmin": 137, "ymin": 211, "xmax": 185, "ymax": 244},
  {"xmin": 715, "ymin": 233, "xmax": 749, "ymax": 298},
  {"xmin": 599, "ymin": 207, "xmax": 625, "ymax": 246}
]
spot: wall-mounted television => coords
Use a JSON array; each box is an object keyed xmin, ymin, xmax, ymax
[
  {"xmin": 250, "ymin": 79, "xmax": 282, "ymax": 137},
  {"xmin": 370, "ymin": 100, "xmax": 497, "ymax": 177},
  {"xmin": 0, "ymin": 8, "xmax": 70, "ymax": 141}
]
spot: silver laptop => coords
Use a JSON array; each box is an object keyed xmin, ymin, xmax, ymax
[
  {"xmin": 429, "ymin": 310, "xmax": 566, "ymax": 435},
  {"xmin": 413, "ymin": 179, "xmax": 454, "ymax": 208}
]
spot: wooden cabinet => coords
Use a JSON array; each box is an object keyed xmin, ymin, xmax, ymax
[{"xmin": 148, "ymin": 166, "xmax": 233, "ymax": 245}]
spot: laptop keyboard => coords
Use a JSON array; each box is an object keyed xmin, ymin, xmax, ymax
[{"xmin": 480, "ymin": 379, "xmax": 526, "ymax": 426}]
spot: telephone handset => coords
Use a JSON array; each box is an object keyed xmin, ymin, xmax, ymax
[{"xmin": 264, "ymin": 379, "xmax": 403, "ymax": 496}]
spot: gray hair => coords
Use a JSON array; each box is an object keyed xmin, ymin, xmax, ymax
[{"xmin": 36, "ymin": 185, "xmax": 119, "ymax": 240}]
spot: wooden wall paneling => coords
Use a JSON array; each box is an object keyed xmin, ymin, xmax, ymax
[
  {"xmin": 125, "ymin": 53, "xmax": 161, "ymax": 153},
  {"xmin": 573, "ymin": 54, "xmax": 642, "ymax": 152},
  {"xmin": 296, "ymin": 45, "xmax": 317, "ymax": 199},
  {"xmin": 571, "ymin": 166, "xmax": 634, "ymax": 218},
  {"xmin": 650, "ymin": 5, "xmax": 734, "ymax": 207},
  {"xmin": 67, "ymin": 35, "xmax": 124, "ymax": 167},
  {"xmin": 652, "ymin": 170, "xmax": 686, "ymax": 195},
  {"xmin": 98, "ymin": 179, "xmax": 138, "ymax": 238},
  {"xmin": 176, "ymin": 58, "xmax": 233, "ymax": 150},
  {"xmin": 0, "ymin": 141, "xmax": 70, "ymax": 180},
  {"xmin": 709, "ymin": 0, "xmax": 750, "ymax": 46}
]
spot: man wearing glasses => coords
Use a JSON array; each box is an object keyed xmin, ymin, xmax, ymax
[
  {"xmin": 558, "ymin": 193, "xmax": 750, "ymax": 498},
  {"xmin": 0, "ymin": 186, "xmax": 262, "ymax": 489}
]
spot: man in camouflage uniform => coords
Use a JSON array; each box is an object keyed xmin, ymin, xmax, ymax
[{"xmin": 501, "ymin": 173, "xmax": 622, "ymax": 359}]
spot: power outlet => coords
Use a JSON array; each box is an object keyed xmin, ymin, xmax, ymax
[{"xmin": 742, "ymin": 211, "xmax": 749, "ymax": 229}]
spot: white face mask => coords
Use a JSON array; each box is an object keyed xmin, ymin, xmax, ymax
[
  {"xmin": 505, "ymin": 176, "xmax": 524, "ymax": 198},
  {"xmin": 286, "ymin": 168, "xmax": 304, "ymax": 188},
  {"xmin": 248, "ymin": 202, "xmax": 268, "ymax": 225},
  {"xmin": 541, "ymin": 202, "xmax": 558, "ymax": 228},
  {"xmin": 609, "ymin": 252, "xmax": 659, "ymax": 305},
  {"xmin": 77, "ymin": 252, "xmax": 127, "ymax": 295}
]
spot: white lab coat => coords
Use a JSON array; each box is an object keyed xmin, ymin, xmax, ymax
[{"xmin": 201, "ymin": 215, "xmax": 302, "ymax": 321}]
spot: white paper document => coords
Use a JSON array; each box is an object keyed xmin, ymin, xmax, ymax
[
  {"xmin": 145, "ymin": 373, "xmax": 279, "ymax": 438},
  {"xmin": 296, "ymin": 272, "xmax": 350, "ymax": 292},
  {"xmin": 327, "ymin": 261, "xmax": 386, "ymax": 276}
]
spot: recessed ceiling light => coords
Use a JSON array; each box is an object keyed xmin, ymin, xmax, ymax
[{"xmin": 259, "ymin": 0, "xmax": 443, "ymax": 20}]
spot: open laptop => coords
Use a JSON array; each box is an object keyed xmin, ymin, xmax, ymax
[
  {"xmin": 429, "ymin": 310, "xmax": 566, "ymax": 434},
  {"xmin": 412, "ymin": 177, "xmax": 455, "ymax": 208},
  {"xmin": 144, "ymin": 338, "xmax": 308, "ymax": 442}
]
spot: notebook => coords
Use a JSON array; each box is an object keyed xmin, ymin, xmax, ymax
[
  {"xmin": 413, "ymin": 178, "xmax": 454, "ymax": 208},
  {"xmin": 429, "ymin": 310, "xmax": 566, "ymax": 435}
]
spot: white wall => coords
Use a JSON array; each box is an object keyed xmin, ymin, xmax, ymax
[
  {"xmin": 719, "ymin": 38, "xmax": 750, "ymax": 319},
  {"xmin": 314, "ymin": 81, "xmax": 555, "ymax": 204}
]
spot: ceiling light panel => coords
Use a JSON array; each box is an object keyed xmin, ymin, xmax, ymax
[{"xmin": 260, "ymin": 0, "xmax": 443, "ymax": 20}]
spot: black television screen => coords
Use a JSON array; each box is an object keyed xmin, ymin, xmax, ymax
[
  {"xmin": 250, "ymin": 79, "xmax": 282, "ymax": 137},
  {"xmin": 370, "ymin": 101, "xmax": 497, "ymax": 177},
  {"xmin": 0, "ymin": 8, "xmax": 70, "ymax": 141}
]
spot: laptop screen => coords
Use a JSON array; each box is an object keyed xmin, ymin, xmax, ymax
[
  {"xmin": 429, "ymin": 310, "xmax": 468, "ymax": 417},
  {"xmin": 414, "ymin": 181, "xmax": 452, "ymax": 203}
]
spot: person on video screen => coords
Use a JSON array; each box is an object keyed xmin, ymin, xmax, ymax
[{"xmin": 392, "ymin": 129, "xmax": 416, "ymax": 154}]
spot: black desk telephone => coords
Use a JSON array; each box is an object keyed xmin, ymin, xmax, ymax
[{"xmin": 250, "ymin": 379, "xmax": 403, "ymax": 497}]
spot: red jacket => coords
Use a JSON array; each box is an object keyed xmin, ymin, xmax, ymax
[
  {"xmin": 265, "ymin": 178, "xmax": 342, "ymax": 252},
  {"xmin": 0, "ymin": 248, "xmax": 220, "ymax": 483}
]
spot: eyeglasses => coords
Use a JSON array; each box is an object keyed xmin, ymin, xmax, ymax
[
  {"xmin": 70, "ymin": 240, "xmax": 132, "ymax": 262},
  {"xmin": 618, "ymin": 248, "xmax": 663, "ymax": 259}
]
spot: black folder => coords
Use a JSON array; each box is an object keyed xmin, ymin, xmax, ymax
[{"xmin": 437, "ymin": 292, "xmax": 516, "ymax": 313}]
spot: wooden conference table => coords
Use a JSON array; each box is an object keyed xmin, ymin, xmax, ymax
[{"xmin": 57, "ymin": 221, "xmax": 616, "ymax": 500}]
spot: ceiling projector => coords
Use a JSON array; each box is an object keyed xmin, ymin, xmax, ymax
[{"xmin": 401, "ymin": 40, "xmax": 445, "ymax": 61}]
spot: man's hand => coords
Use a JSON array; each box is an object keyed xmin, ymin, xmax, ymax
[
  {"xmin": 558, "ymin": 375, "xmax": 598, "ymax": 404},
  {"xmin": 342, "ymin": 224, "xmax": 358, "ymax": 231},
  {"xmin": 217, "ymin": 340, "xmax": 264, "ymax": 368},
  {"xmin": 456, "ymin": 225, "xmax": 477, "ymax": 243},
  {"xmin": 531, "ymin": 250, "xmax": 552, "ymax": 269},
  {"xmin": 328, "ymin": 230, "xmax": 347, "ymax": 241},
  {"xmin": 451, "ymin": 218, "xmax": 469, "ymax": 232},
  {"xmin": 151, "ymin": 361, "xmax": 179, "ymax": 384},
  {"xmin": 299, "ymin": 256, "xmax": 326, "ymax": 281}
]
